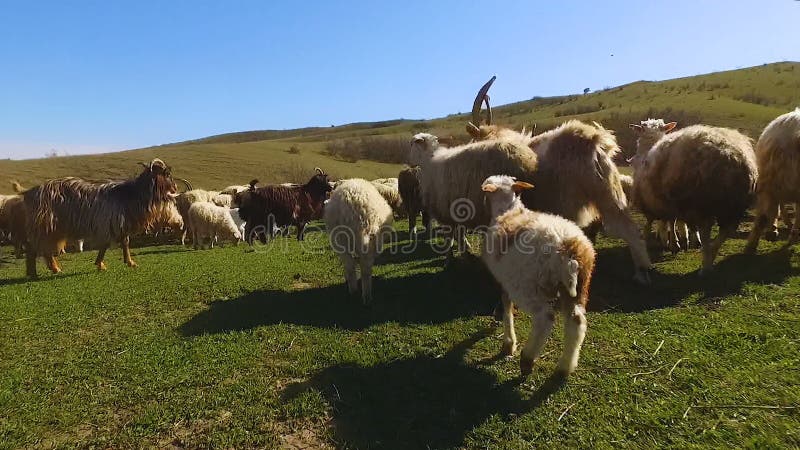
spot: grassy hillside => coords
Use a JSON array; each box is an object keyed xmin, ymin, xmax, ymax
[{"xmin": 1, "ymin": 62, "xmax": 798, "ymax": 193}]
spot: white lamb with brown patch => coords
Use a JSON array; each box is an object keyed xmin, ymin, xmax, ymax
[
  {"xmin": 324, "ymin": 179, "xmax": 394, "ymax": 304},
  {"xmin": 745, "ymin": 108, "xmax": 800, "ymax": 252},
  {"xmin": 481, "ymin": 175, "xmax": 595, "ymax": 377},
  {"xmin": 187, "ymin": 201, "xmax": 242, "ymax": 249},
  {"xmin": 630, "ymin": 119, "xmax": 757, "ymax": 273}
]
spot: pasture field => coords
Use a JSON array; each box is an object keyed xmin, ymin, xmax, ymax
[
  {"xmin": 1, "ymin": 61, "xmax": 798, "ymax": 193},
  {"xmin": 1, "ymin": 220, "xmax": 799, "ymax": 448}
]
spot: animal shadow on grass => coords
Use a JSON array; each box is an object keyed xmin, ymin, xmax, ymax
[
  {"xmin": 281, "ymin": 331, "xmax": 566, "ymax": 449},
  {"xmin": 179, "ymin": 255, "xmax": 501, "ymax": 335},
  {"xmin": 0, "ymin": 272, "xmax": 83, "ymax": 287},
  {"xmin": 589, "ymin": 246, "xmax": 799, "ymax": 312}
]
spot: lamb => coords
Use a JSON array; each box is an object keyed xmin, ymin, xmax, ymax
[
  {"xmin": 232, "ymin": 169, "xmax": 332, "ymax": 243},
  {"xmin": 323, "ymin": 178, "xmax": 394, "ymax": 304},
  {"xmin": 176, "ymin": 189, "xmax": 220, "ymax": 245},
  {"xmin": 629, "ymin": 119, "xmax": 757, "ymax": 273},
  {"xmin": 370, "ymin": 178, "xmax": 403, "ymax": 216},
  {"xmin": 187, "ymin": 202, "xmax": 242, "ymax": 249},
  {"xmin": 398, "ymin": 165, "xmax": 431, "ymax": 236},
  {"xmin": 481, "ymin": 175, "xmax": 595, "ymax": 376},
  {"xmin": 23, "ymin": 159, "xmax": 178, "ymax": 277},
  {"xmin": 745, "ymin": 108, "xmax": 800, "ymax": 252}
]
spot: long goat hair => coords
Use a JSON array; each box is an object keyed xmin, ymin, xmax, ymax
[
  {"xmin": 234, "ymin": 168, "xmax": 332, "ymax": 242},
  {"xmin": 23, "ymin": 158, "xmax": 177, "ymax": 277}
]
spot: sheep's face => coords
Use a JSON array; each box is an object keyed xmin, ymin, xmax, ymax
[
  {"xmin": 409, "ymin": 133, "xmax": 438, "ymax": 166},
  {"xmin": 560, "ymin": 256, "xmax": 580, "ymax": 298},
  {"xmin": 628, "ymin": 119, "xmax": 677, "ymax": 170},
  {"xmin": 481, "ymin": 175, "xmax": 533, "ymax": 217}
]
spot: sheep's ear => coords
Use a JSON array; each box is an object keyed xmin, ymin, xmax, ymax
[
  {"xmin": 629, "ymin": 124, "xmax": 643, "ymax": 133},
  {"xmin": 481, "ymin": 183, "xmax": 497, "ymax": 192},
  {"xmin": 466, "ymin": 122, "xmax": 481, "ymax": 139},
  {"xmin": 663, "ymin": 122, "xmax": 677, "ymax": 132},
  {"xmin": 511, "ymin": 181, "xmax": 534, "ymax": 193}
]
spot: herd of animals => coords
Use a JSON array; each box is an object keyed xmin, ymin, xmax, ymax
[{"xmin": 1, "ymin": 77, "xmax": 799, "ymax": 377}]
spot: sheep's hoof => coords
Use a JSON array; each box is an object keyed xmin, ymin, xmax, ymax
[
  {"xmin": 97, "ymin": 262, "xmax": 107, "ymax": 271},
  {"xmin": 126, "ymin": 261, "xmax": 138, "ymax": 268},
  {"xmin": 519, "ymin": 356, "xmax": 534, "ymax": 376},
  {"xmin": 501, "ymin": 341, "xmax": 516, "ymax": 357},
  {"xmin": 633, "ymin": 269, "xmax": 651, "ymax": 286}
]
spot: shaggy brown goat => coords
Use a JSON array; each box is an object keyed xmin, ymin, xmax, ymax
[
  {"xmin": 23, "ymin": 158, "xmax": 178, "ymax": 277},
  {"xmin": 233, "ymin": 168, "xmax": 332, "ymax": 243}
]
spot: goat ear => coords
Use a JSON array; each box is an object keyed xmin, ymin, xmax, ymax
[
  {"xmin": 481, "ymin": 183, "xmax": 497, "ymax": 192},
  {"xmin": 629, "ymin": 124, "xmax": 643, "ymax": 133},
  {"xmin": 466, "ymin": 122, "xmax": 481, "ymax": 139},
  {"xmin": 663, "ymin": 122, "xmax": 677, "ymax": 132},
  {"xmin": 511, "ymin": 181, "xmax": 534, "ymax": 193}
]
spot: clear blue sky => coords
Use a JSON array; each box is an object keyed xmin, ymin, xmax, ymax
[{"xmin": 1, "ymin": 0, "xmax": 797, "ymax": 159}]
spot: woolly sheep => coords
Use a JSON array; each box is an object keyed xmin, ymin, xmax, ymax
[
  {"xmin": 176, "ymin": 189, "xmax": 220, "ymax": 245},
  {"xmin": 630, "ymin": 119, "xmax": 757, "ymax": 273},
  {"xmin": 212, "ymin": 193, "xmax": 233, "ymax": 208},
  {"xmin": 370, "ymin": 178, "xmax": 403, "ymax": 215},
  {"xmin": 220, "ymin": 185, "xmax": 249, "ymax": 195},
  {"xmin": 481, "ymin": 175, "xmax": 595, "ymax": 376},
  {"xmin": 466, "ymin": 77, "xmax": 650, "ymax": 283},
  {"xmin": 409, "ymin": 131, "xmax": 537, "ymax": 262},
  {"xmin": 745, "ymin": 108, "xmax": 800, "ymax": 252},
  {"xmin": 187, "ymin": 201, "xmax": 242, "ymax": 249},
  {"xmin": 324, "ymin": 179, "xmax": 394, "ymax": 304}
]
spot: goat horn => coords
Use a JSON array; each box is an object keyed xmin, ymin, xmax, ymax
[
  {"xmin": 471, "ymin": 76, "xmax": 496, "ymax": 126},
  {"xmin": 484, "ymin": 94, "xmax": 492, "ymax": 125},
  {"xmin": 315, "ymin": 167, "xmax": 324, "ymax": 175},
  {"xmin": 176, "ymin": 178, "xmax": 193, "ymax": 192}
]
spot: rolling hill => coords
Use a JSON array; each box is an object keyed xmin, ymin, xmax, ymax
[{"xmin": 1, "ymin": 61, "xmax": 798, "ymax": 194}]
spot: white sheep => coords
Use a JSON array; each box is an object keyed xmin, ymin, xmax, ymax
[
  {"xmin": 220, "ymin": 185, "xmax": 249, "ymax": 195},
  {"xmin": 212, "ymin": 193, "xmax": 233, "ymax": 208},
  {"xmin": 187, "ymin": 202, "xmax": 242, "ymax": 249},
  {"xmin": 745, "ymin": 108, "xmax": 800, "ymax": 252},
  {"xmin": 176, "ymin": 189, "xmax": 220, "ymax": 245},
  {"xmin": 630, "ymin": 119, "xmax": 757, "ymax": 273},
  {"xmin": 323, "ymin": 179, "xmax": 394, "ymax": 304},
  {"xmin": 409, "ymin": 131, "xmax": 537, "ymax": 262},
  {"xmin": 481, "ymin": 175, "xmax": 595, "ymax": 376},
  {"xmin": 370, "ymin": 178, "xmax": 403, "ymax": 216}
]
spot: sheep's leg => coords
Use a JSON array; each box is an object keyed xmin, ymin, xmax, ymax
[
  {"xmin": 599, "ymin": 208, "xmax": 651, "ymax": 284},
  {"xmin": 95, "ymin": 245, "xmax": 108, "ymax": 271},
  {"xmin": 359, "ymin": 250, "xmax": 375, "ymax": 305},
  {"xmin": 339, "ymin": 253, "xmax": 358, "ymax": 296},
  {"xmin": 676, "ymin": 221, "xmax": 689, "ymax": 251},
  {"xmin": 558, "ymin": 304, "xmax": 587, "ymax": 376},
  {"xmin": 121, "ymin": 236, "xmax": 137, "ymax": 267},
  {"xmin": 297, "ymin": 222, "xmax": 307, "ymax": 241},
  {"xmin": 46, "ymin": 255, "xmax": 61, "ymax": 274},
  {"xmin": 745, "ymin": 197, "xmax": 779, "ymax": 254},
  {"xmin": 699, "ymin": 221, "xmax": 737, "ymax": 275},
  {"xmin": 784, "ymin": 208, "xmax": 799, "ymax": 249},
  {"xmin": 520, "ymin": 305, "xmax": 555, "ymax": 376},
  {"xmin": 666, "ymin": 220, "xmax": 681, "ymax": 254},
  {"xmin": 210, "ymin": 234, "xmax": 215, "ymax": 249},
  {"xmin": 76, "ymin": 239, "xmax": 84, "ymax": 253},
  {"xmin": 422, "ymin": 210, "xmax": 432, "ymax": 234},
  {"xmin": 782, "ymin": 203, "xmax": 794, "ymax": 231},
  {"xmin": 500, "ymin": 291, "xmax": 517, "ymax": 356},
  {"xmin": 181, "ymin": 228, "xmax": 187, "ymax": 246},
  {"xmin": 455, "ymin": 226, "xmax": 471, "ymax": 254}
]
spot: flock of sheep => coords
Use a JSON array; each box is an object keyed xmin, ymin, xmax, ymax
[{"xmin": 1, "ymin": 77, "xmax": 799, "ymax": 378}]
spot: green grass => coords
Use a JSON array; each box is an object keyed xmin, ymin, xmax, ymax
[
  {"xmin": 1, "ymin": 62, "xmax": 798, "ymax": 193},
  {"xmin": 1, "ymin": 220, "xmax": 799, "ymax": 448}
]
